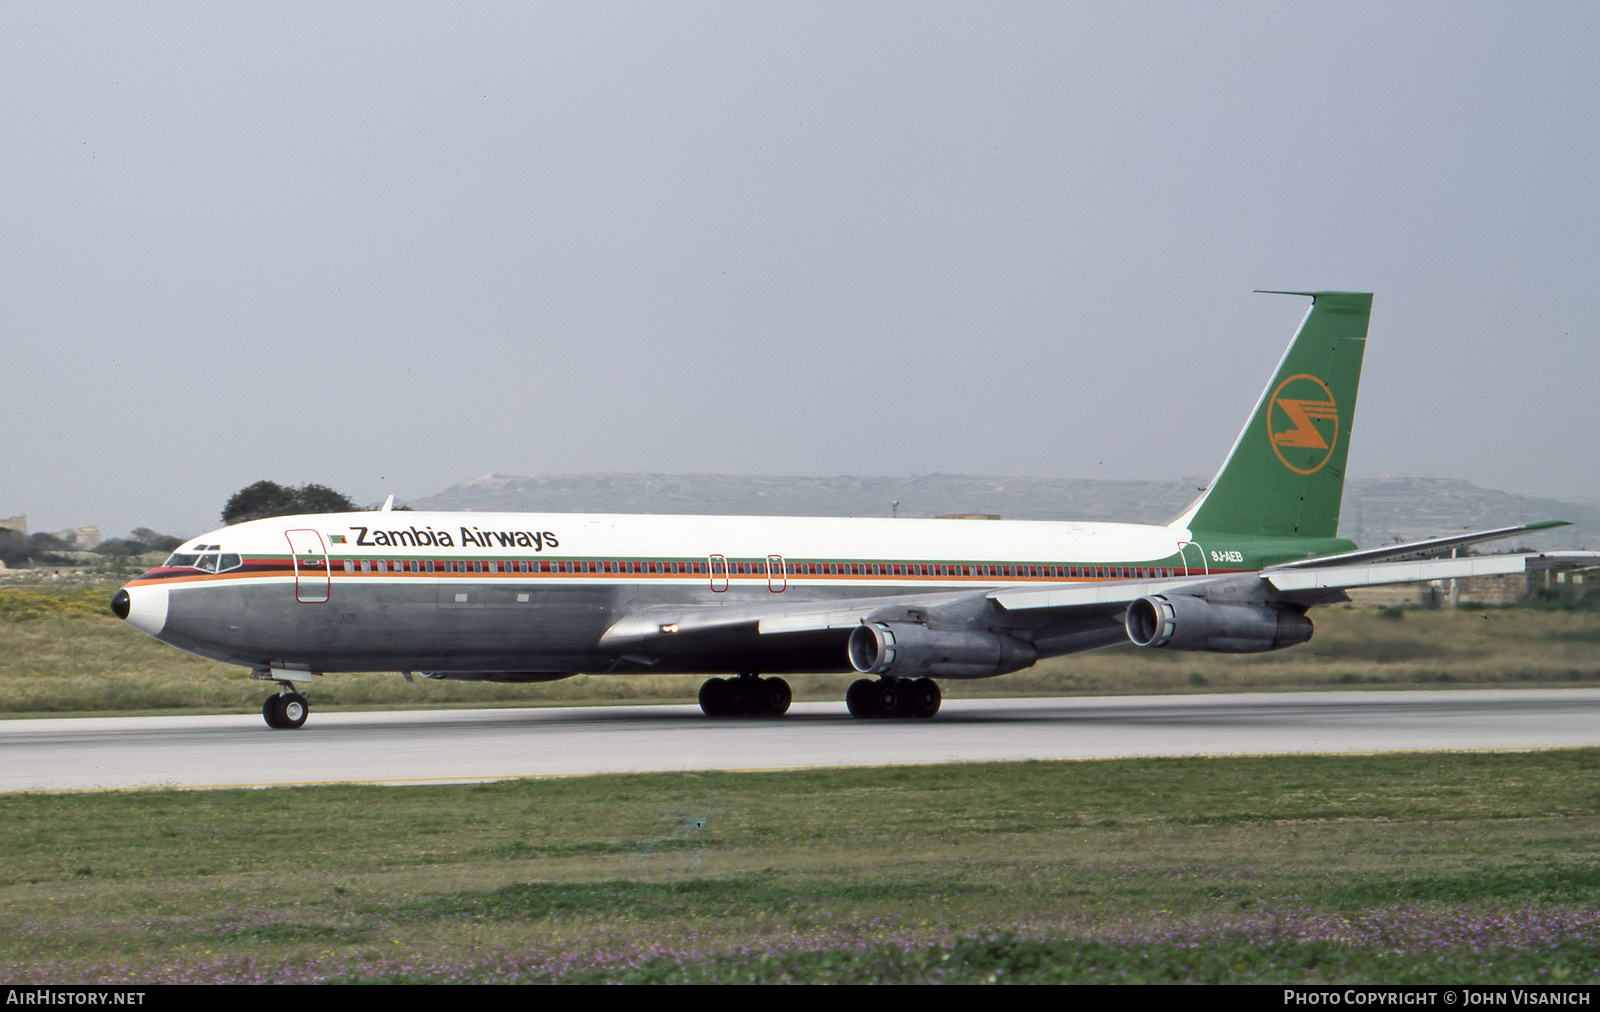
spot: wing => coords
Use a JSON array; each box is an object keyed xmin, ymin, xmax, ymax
[{"xmin": 597, "ymin": 523, "xmax": 1599, "ymax": 674}]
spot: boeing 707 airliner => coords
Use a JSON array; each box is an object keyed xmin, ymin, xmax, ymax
[{"xmin": 111, "ymin": 292, "xmax": 1596, "ymax": 729}]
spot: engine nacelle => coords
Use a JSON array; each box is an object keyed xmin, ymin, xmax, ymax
[
  {"xmin": 848, "ymin": 621, "xmax": 1037, "ymax": 679},
  {"xmin": 1124, "ymin": 594, "xmax": 1313, "ymax": 653}
]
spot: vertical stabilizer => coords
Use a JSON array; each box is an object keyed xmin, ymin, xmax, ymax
[{"xmin": 1175, "ymin": 291, "xmax": 1371, "ymax": 539}]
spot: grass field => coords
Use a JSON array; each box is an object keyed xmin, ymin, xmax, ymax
[
  {"xmin": 2, "ymin": 753, "xmax": 1598, "ymax": 983},
  {"xmin": 2, "ymin": 578, "xmax": 1598, "ymax": 715}
]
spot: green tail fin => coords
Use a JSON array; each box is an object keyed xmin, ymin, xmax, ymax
[{"xmin": 1176, "ymin": 291, "xmax": 1372, "ymax": 539}]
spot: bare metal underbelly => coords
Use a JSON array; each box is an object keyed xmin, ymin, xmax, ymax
[{"xmin": 155, "ymin": 578, "xmax": 941, "ymax": 675}]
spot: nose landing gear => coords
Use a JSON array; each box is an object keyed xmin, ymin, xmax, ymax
[
  {"xmin": 698, "ymin": 673, "xmax": 792, "ymax": 717},
  {"xmin": 846, "ymin": 677, "xmax": 941, "ymax": 719},
  {"xmin": 262, "ymin": 690, "xmax": 309, "ymax": 729},
  {"xmin": 253, "ymin": 668, "xmax": 312, "ymax": 729}
]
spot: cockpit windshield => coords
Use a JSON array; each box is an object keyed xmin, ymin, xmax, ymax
[{"xmin": 163, "ymin": 548, "xmax": 242, "ymax": 572}]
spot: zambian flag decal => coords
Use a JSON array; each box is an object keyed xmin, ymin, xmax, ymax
[{"xmin": 330, "ymin": 534, "xmax": 347, "ymax": 544}]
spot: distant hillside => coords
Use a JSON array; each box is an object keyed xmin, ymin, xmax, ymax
[{"xmin": 407, "ymin": 473, "xmax": 1600, "ymax": 550}]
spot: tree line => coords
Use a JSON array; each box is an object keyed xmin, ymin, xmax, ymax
[{"xmin": 1, "ymin": 481, "xmax": 387, "ymax": 567}]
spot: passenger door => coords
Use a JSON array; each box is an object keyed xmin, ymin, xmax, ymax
[{"xmin": 285, "ymin": 529, "xmax": 331, "ymax": 604}]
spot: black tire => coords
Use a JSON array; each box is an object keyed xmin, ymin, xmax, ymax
[
  {"xmin": 873, "ymin": 680, "xmax": 900, "ymax": 718},
  {"xmin": 724, "ymin": 678, "xmax": 750, "ymax": 716},
  {"xmin": 845, "ymin": 678, "xmax": 876, "ymax": 718},
  {"xmin": 909, "ymin": 678, "xmax": 942, "ymax": 719},
  {"xmin": 262, "ymin": 695, "xmax": 284, "ymax": 729},
  {"xmin": 698, "ymin": 677, "xmax": 729, "ymax": 716},
  {"xmin": 280, "ymin": 693, "xmax": 309, "ymax": 729},
  {"xmin": 759, "ymin": 677, "xmax": 792, "ymax": 716}
]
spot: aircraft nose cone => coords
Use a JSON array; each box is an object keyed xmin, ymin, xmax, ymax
[{"xmin": 116, "ymin": 585, "xmax": 169, "ymax": 636}]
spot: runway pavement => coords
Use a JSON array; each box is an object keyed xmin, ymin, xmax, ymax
[{"xmin": 3, "ymin": 687, "xmax": 1599, "ymax": 793}]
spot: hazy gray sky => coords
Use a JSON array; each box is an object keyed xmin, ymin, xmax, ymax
[{"xmin": 4, "ymin": 3, "xmax": 1596, "ymax": 540}]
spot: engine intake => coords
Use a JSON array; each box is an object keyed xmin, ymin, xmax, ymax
[
  {"xmin": 848, "ymin": 621, "xmax": 1037, "ymax": 679},
  {"xmin": 1125, "ymin": 594, "xmax": 1312, "ymax": 653}
]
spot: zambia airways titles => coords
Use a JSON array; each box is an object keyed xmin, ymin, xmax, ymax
[{"xmin": 344, "ymin": 525, "xmax": 560, "ymax": 551}]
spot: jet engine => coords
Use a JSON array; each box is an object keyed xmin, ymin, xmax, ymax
[
  {"xmin": 1124, "ymin": 594, "xmax": 1312, "ymax": 653},
  {"xmin": 848, "ymin": 621, "xmax": 1037, "ymax": 679}
]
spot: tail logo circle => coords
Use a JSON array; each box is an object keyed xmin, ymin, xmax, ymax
[{"xmin": 1267, "ymin": 374, "xmax": 1339, "ymax": 475}]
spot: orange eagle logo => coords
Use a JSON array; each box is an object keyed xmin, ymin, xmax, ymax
[{"xmin": 1267, "ymin": 374, "xmax": 1339, "ymax": 474}]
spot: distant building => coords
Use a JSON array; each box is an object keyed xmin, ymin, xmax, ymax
[
  {"xmin": 0, "ymin": 514, "xmax": 25, "ymax": 537},
  {"xmin": 50, "ymin": 525, "xmax": 101, "ymax": 550}
]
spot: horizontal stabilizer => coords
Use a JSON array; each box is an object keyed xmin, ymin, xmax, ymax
[
  {"xmin": 1266, "ymin": 521, "xmax": 1572, "ymax": 571},
  {"xmin": 1264, "ymin": 551, "xmax": 1599, "ymax": 593}
]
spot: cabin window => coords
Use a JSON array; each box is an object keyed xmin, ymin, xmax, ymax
[
  {"xmin": 360, "ymin": 559, "xmax": 372, "ymax": 573},
  {"xmin": 343, "ymin": 559, "xmax": 354, "ymax": 573}
]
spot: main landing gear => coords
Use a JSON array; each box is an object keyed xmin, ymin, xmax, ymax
[
  {"xmin": 698, "ymin": 674, "xmax": 792, "ymax": 717},
  {"xmin": 846, "ymin": 677, "xmax": 941, "ymax": 719},
  {"xmin": 262, "ymin": 688, "xmax": 309, "ymax": 729}
]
